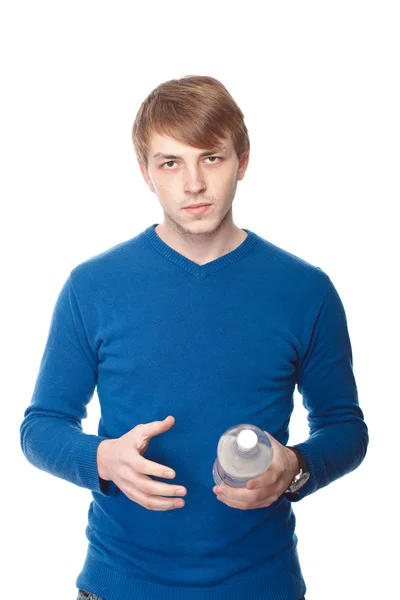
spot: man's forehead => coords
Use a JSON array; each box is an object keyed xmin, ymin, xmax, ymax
[{"xmin": 148, "ymin": 131, "xmax": 231, "ymax": 156}]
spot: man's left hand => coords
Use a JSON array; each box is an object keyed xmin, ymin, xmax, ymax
[{"xmin": 212, "ymin": 431, "xmax": 299, "ymax": 510}]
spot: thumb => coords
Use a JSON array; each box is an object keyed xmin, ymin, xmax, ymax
[
  {"xmin": 148, "ymin": 415, "xmax": 175, "ymax": 432},
  {"xmin": 137, "ymin": 415, "xmax": 175, "ymax": 439},
  {"xmin": 131, "ymin": 416, "xmax": 175, "ymax": 455},
  {"xmin": 263, "ymin": 429, "xmax": 279, "ymax": 448}
]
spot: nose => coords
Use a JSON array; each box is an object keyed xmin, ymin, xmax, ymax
[{"xmin": 183, "ymin": 165, "xmax": 206, "ymax": 195}]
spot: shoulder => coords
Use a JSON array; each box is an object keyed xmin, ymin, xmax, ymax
[
  {"xmin": 253, "ymin": 231, "xmax": 331, "ymax": 295},
  {"xmin": 68, "ymin": 230, "xmax": 145, "ymax": 295}
]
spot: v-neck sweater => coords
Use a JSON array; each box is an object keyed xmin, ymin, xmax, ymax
[{"xmin": 20, "ymin": 223, "xmax": 368, "ymax": 600}]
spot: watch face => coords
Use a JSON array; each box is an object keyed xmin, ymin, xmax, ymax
[{"xmin": 290, "ymin": 471, "xmax": 310, "ymax": 493}]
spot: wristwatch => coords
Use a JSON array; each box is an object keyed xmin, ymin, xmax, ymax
[{"xmin": 284, "ymin": 446, "xmax": 310, "ymax": 495}]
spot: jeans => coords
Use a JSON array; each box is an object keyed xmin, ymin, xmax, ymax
[{"xmin": 77, "ymin": 589, "xmax": 305, "ymax": 600}]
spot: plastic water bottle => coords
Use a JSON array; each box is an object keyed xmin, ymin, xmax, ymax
[{"xmin": 212, "ymin": 423, "xmax": 274, "ymax": 488}]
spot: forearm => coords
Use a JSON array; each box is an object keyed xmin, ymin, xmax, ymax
[
  {"xmin": 20, "ymin": 273, "xmax": 118, "ymax": 497},
  {"xmin": 20, "ymin": 409, "xmax": 117, "ymax": 496},
  {"xmin": 289, "ymin": 418, "xmax": 369, "ymax": 501}
]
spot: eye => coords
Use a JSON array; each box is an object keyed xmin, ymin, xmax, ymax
[{"xmin": 161, "ymin": 156, "xmax": 222, "ymax": 169}]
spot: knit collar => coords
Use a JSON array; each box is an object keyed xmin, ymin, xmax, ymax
[{"xmin": 143, "ymin": 223, "xmax": 259, "ymax": 280}]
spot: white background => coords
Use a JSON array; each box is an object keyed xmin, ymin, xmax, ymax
[{"xmin": 2, "ymin": 1, "xmax": 399, "ymax": 599}]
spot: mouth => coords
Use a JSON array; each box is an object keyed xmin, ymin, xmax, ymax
[{"xmin": 183, "ymin": 204, "xmax": 212, "ymax": 215}]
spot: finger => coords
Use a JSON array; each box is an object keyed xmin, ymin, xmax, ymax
[
  {"xmin": 246, "ymin": 478, "xmax": 262, "ymax": 490},
  {"xmin": 213, "ymin": 484, "xmax": 258, "ymax": 503},
  {"xmin": 133, "ymin": 487, "xmax": 186, "ymax": 511},
  {"xmin": 216, "ymin": 493, "xmax": 277, "ymax": 510},
  {"xmin": 246, "ymin": 469, "xmax": 279, "ymax": 489},
  {"xmin": 137, "ymin": 473, "xmax": 187, "ymax": 498},
  {"xmin": 133, "ymin": 453, "xmax": 178, "ymax": 480}
]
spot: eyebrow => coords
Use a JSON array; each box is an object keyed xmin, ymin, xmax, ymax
[{"xmin": 152, "ymin": 146, "xmax": 228, "ymax": 160}]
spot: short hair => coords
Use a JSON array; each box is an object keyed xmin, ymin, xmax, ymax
[{"xmin": 132, "ymin": 75, "xmax": 250, "ymax": 169}]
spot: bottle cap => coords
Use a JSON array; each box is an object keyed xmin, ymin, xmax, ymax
[{"xmin": 237, "ymin": 429, "xmax": 258, "ymax": 451}]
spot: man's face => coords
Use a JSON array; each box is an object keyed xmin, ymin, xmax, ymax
[{"xmin": 139, "ymin": 131, "xmax": 249, "ymax": 235}]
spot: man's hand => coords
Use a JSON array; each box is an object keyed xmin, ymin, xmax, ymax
[
  {"xmin": 97, "ymin": 416, "xmax": 187, "ymax": 511},
  {"xmin": 212, "ymin": 431, "xmax": 299, "ymax": 510}
]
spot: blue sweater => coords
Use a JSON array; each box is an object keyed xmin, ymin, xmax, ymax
[{"xmin": 20, "ymin": 223, "xmax": 368, "ymax": 600}]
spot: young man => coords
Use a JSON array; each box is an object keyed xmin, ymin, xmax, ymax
[{"xmin": 20, "ymin": 75, "xmax": 368, "ymax": 600}]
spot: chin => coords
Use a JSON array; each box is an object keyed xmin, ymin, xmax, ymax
[{"xmin": 181, "ymin": 218, "xmax": 217, "ymax": 233}]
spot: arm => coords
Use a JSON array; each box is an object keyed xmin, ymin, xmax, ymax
[
  {"xmin": 286, "ymin": 275, "xmax": 369, "ymax": 502},
  {"xmin": 19, "ymin": 272, "xmax": 117, "ymax": 497}
]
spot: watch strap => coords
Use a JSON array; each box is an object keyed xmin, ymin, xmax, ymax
[
  {"xmin": 286, "ymin": 446, "xmax": 309, "ymax": 475},
  {"xmin": 283, "ymin": 446, "xmax": 310, "ymax": 500}
]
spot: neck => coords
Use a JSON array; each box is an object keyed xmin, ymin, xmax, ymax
[{"xmin": 154, "ymin": 215, "xmax": 248, "ymax": 266}]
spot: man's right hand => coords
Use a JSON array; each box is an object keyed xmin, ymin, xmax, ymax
[{"xmin": 96, "ymin": 415, "xmax": 187, "ymax": 511}]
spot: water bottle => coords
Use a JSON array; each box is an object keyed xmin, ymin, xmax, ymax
[{"xmin": 212, "ymin": 423, "xmax": 273, "ymax": 488}]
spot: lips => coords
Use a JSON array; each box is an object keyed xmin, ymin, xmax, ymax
[
  {"xmin": 184, "ymin": 204, "xmax": 212, "ymax": 215},
  {"xmin": 185, "ymin": 204, "xmax": 210, "ymax": 208}
]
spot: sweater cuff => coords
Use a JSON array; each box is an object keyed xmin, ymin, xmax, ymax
[
  {"xmin": 77, "ymin": 434, "xmax": 119, "ymax": 497},
  {"xmin": 99, "ymin": 476, "xmax": 118, "ymax": 495}
]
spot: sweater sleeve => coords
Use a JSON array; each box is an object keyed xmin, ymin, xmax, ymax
[
  {"xmin": 19, "ymin": 272, "xmax": 118, "ymax": 497},
  {"xmin": 288, "ymin": 275, "xmax": 369, "ymax": 502}
]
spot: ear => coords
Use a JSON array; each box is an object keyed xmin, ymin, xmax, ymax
[
  {"xmin": 138, "ymin": 159, "xmax": 155, "ymax": 193},
  {"xmin": 237, "ymin": 151, "xmax": 250, "ymax": 181}
]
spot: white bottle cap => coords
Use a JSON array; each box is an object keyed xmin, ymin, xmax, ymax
[{"xmin": 237, "ymin": 429, "xmax": 258, "ymax": 451}]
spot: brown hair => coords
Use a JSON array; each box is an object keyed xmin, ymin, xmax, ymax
[{"xmin": 131, "ymin": 75, "xmax": 250, "ymax": 169}]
